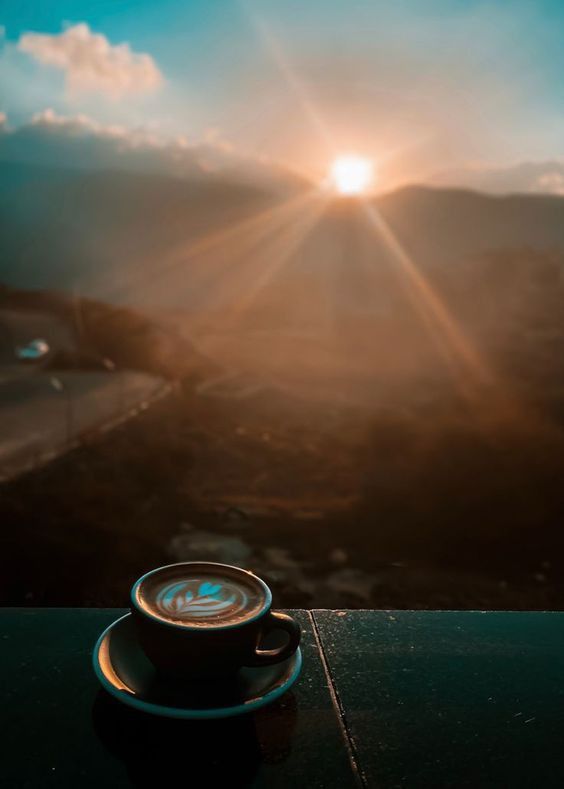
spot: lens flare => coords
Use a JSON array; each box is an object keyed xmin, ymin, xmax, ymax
[{"xmin": 329, "ymin": 155, "xmax": 375, "ymax": 195}]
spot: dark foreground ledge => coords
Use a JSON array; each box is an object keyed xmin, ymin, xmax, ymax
[{"xmin": 3, "ymin": 609, "xmax": 564, "ymax": 788}]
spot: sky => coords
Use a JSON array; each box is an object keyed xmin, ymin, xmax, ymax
[{"xmin": 1, "ymin": 0, "xmax": 564, "ymax": 192}]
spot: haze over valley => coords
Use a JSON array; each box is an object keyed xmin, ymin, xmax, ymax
[{"xmin": 3, "ymin": 1, "xmax": 564, "ymax": 608}]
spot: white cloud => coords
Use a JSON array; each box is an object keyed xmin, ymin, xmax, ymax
[
  {"xmin": 0, "ymin": 110, "xmax": 231, "ymax": 168},
  {"xmin": 18, "ymin": 23, "xmax": 162, "ymax": 99},
  {"xmin": 31, "ymin": 107, "xmax": 129, "ymax": 139},
  {"xmin": 28, "ymin": 108, "xmax": 186, "ymax": 153},
  {"xmin": 0, "ymin": 111, "xmax": 304, "ymax": 194},
  {"xmin": 203, "ymin": 127, "xmax": 233, "ymax": 153},
  {"xmin": 533, "ymin": 172, "xmax": 564, "ymax": 196},
  {"xmin": 2, "ymin": 109, "xmax": 562, "ymax": 196},
  {"xmin": 429, "ymin": 160, "xmax": 564, "ymax": 196}
]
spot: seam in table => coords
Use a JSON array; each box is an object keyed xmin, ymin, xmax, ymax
[{"xmin": 310, "ymin": 610, "xmax": 367, "ymax": 789}]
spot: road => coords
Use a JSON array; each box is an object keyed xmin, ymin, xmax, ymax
[
  {"xmin": 0, "ymin": 305, "xmax": 171, "ymax": 480},
  {"xmin": 0, "ymin": 369, "xmax": 170, "ymax": 481}
]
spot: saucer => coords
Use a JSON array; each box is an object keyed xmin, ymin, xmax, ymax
[{"xmin": 93, "ymin": 613, "xmax": 302, "ymax": 719}]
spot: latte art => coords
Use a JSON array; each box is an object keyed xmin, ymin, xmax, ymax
[
  {"xmin": 156, "ymin": 579, "xmax": 248, "ymax": 620},
  {"xmin": 139, "ymin": 570, "xmax": 266, "ymax": 627}
]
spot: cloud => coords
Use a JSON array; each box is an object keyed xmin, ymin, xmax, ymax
[
  {"xmin": 1, "ymin": 109, "xmax": 561, "ymax": 196},
  {"xmin": 0, "ymin": 111, "xmax": 303, "ymax": 193},
  {"xmin": 30, "ymin": 107, "xmax": 142, "ymax": 143},
  {"xmin": 3, "ymin": 109, "xmax": 197, "ymax": 170},
  {"xmin": 428, "ymin": 160, "xmax": 564, "ymax": 196},
  {"xmin": 18, "ymin": 23, "xmax": 162, "ymax": 99},
  {"xmin": 534, "ymin": 171, "xmax": 564, "ymax": 196}
]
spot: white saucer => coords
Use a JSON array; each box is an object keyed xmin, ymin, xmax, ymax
[{"xmin": 93, "ymin": 613, "xmax": 302, "ymax": 719}]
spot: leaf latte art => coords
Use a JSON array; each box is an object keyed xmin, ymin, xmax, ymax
[{"xmin": 155, "ymin": 578, "xmax": 252, "ymax": 623}]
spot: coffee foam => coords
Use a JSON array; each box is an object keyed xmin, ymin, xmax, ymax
[{"xmin": 138, "ymin": 568, "xmax": 266, "ymax": 628}]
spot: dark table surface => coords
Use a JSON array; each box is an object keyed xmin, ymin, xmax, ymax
[{"xmin": 3, "ymin": 609, "xmax": 564, "ymax": 788}]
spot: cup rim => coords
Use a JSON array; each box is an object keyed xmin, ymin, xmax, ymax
[{"xmin": 130, "ymin": 561, "xmax": 273, "ymax": 631}]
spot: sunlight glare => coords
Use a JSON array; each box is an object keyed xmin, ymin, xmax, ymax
[{"xmin": 329, "ymin": 155, "xmax": 375, "ymax": 195}]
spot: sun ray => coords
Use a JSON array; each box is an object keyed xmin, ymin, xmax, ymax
[
  {"xmin": 241, "ymin": 4, "xmax": 335, "ymax": 156},
  {"xmin": 107, "ymin": 189, "xmax": 318, "ymax": 302},
  {"xmin": 158, "ymin": 190, "xmax": 316, "ymax": 274},
  {"xmin": 187, "ymin": 190, "xmax": 325, "ymax": 317},
  {"xmin": 361, "ymin": 201, "xmax": 494, "ymax": 388},
  {"xmin": 353, "ymin": 200, "xmax": 556, "ymax": 436},
  {"xmin": 217, "ymin": 193, "xmax": 329, "ymax": 324}
]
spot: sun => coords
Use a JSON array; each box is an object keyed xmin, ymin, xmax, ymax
[{"xmin": 328, "ymin": 154, "xmax": 375, "ymax": 195}]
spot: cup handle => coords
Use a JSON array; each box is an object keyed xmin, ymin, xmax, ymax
[{"xmin": 251, "ymin": 611, "xmax": 301, "ymax": 666}]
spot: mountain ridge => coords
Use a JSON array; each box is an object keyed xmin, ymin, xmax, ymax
[{"xmin": 2, "ymin": 161, "xmax": 564, "ymax": 308}]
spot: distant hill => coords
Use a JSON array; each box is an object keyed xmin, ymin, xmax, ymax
[
  {"xmin": 376, "ymin": 185, "xmax": 564, "ymax": 264},
  {"xmin": 0, "ymin": 285, "xmax": 211, "ymax": 379},
  {"xmin": 1, "ymin": 160, "xmax": 564, "ymax": 315},
  {"xmin": 0, "ymin": 162, "xmax": 291, "ymax": 301}
]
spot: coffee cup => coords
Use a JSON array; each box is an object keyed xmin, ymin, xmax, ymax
[{"xmin": 130, "ymin": 561, "xmax": 301, "ymax": 679}]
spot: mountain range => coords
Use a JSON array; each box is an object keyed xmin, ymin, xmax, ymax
[{"xmin": 1, "ymin": 158, "xmax": 564, "ymax": 310}]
